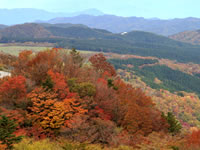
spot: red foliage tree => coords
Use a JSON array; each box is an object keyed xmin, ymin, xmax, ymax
[
  {"xmin": 0, "ymin": 76, "xmax": 26, "ymax": 105},
  {"xmin": 13, "ymin": 49, "xmax": 63, "ymax": 84},
  {"xmin": 94, "ymin": 78, "xmax": 119, "ymax": 122},
  {"xmin": 114, "ymin": 79, "xmax": 168, "ymax": 136},
  {"xmin": 89, "ymin": 53, "xmax": 116, "ymax": 77},
  {"xmin": 186, "ymin": 129, "xmax": 200, "ymax": 148},
  {"xmin": 13, "ymin": 50, "xmax": 32, "ymax": 77},
  {"xmin": 47, "ymin": 70, "xmax": 74, "ymax": 99}
]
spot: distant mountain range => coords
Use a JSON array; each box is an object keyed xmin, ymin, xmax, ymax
[
  {"xmin": 0, "ymin": 8, "xmax": 104, "ymax": 25},
  {"xmin": 1, "ymin": 23, "xmax": 200, "ymax": 64},
  {"xmin": 45, "ymin": 15, "xmax": 200, "ymax": 36},
  {"xmin": 1, "ymin": 8, "xmax": 200, "ymax": 36},
  {"xmin": 169, "ymin": 30, "xmax": 200, "ymax": 45}
]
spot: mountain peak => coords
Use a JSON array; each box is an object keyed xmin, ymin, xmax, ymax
[{"xmin": 78, "ymin": 8, "xmax": 104, "ymax": 16}]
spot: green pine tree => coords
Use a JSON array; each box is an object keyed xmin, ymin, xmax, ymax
[
  {"xmin": 0, "ymin": 115, "xmax": 23, "ymax": 150},
  {"xmin": 42, "ymin": 75, "xmax": 54, "ymax": 90},
  {"xmin": 163, "ymin": 112, "xmax": 182, "ymax": 135}
]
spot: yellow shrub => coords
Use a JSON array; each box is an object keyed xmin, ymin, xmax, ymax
[
  {"xmin": 14, "ymin": 138, "xmax": 63, "ymax": 150},
  {"xmin": 14, "ymin": 138, "xmax": 134, "ymax": 150},
  {"xmin": 85, "ymin": 144, "xmax": 133, "ymax": 150},
  {"xmin": 113, "ymin": 145, "xmax": 134, "ymax": 150},
  {"xmin": 85, "ymin": 144, "xmax": 104, "ymax": 150}
]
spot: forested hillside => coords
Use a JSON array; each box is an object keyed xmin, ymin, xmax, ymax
[
  {"xmin": 109, "ymin": 56, "xmax": 200, "ymax": 149},
  {"xmin": 109, "ymin": 57, "xmax": 200, "ymax": 96},
  {"xmin": 117, "ymin": 66, "xmax": 200, "ymax": 133},
  {"xmin": 1, "ymin": 49, "xmax": 200, "ymax": 149},
  {"xmin": 0, "ymin": 23, "xmax": 52, "ymax": 40},
  {"xmin": 2, "ymin": 23, "xmax": 200, "ymax": 64}
]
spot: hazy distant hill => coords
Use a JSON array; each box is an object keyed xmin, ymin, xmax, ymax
[
  {"xmin": 0, "ymin": 8, "xmax": 104, "ymax": 25},
  {"xmin": 47, "ymin": 15, "xmax": 200, "ymax": 36},
  {"xmin": 1, "ymin": 23, "xmax": 200, "ymax": 64},
  {"xmin": 39, "ymin": 23, "xmax": 88, "ymax": 29},
  {"xmin": 169, "ymin": 30, "xmax": 200, "ymax": 45},
  {"xmin": 0, "ymin": 24, "xmax": 7, "ymax": 30}
]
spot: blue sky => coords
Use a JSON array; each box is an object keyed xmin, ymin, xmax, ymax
[{"xmin": 0, "ymin": 0, "xmax": 199, "ymax": 19}]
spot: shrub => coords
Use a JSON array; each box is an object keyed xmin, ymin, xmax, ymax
[
  {"xmin": 62, "ymin": 142, "xmax": 87, "ymax": 150},
  {"xmin": 14, "ymin": 138, "xmax": 63, "ymax": 150}
]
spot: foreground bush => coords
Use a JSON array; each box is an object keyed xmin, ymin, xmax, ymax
[
  {"xmin": 135, "ymin": 132, "xmax": 181, "ymax": 150},
  {"xmin": 14, "ymin": 138, "xmax": 63, "ymax": 150},
  {"xmin": 14, "ymin": 138, "xmax": 134, "ymax": 150}
]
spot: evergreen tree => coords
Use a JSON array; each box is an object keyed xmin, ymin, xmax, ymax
[
  {"xmin": 42, "ymin": 75, "xmax": 54, "ymax": 90},
  {"xmin": 0, "ymin": 115, "xmax": 22, "ymax": 149},
  {"xmin": 163, "ymin": 112, "xmax": 182, "ymax": 135}
]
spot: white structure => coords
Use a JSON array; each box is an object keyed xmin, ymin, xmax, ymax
[
  {"xmin": 0, "ymin": 71, "xmax": 11, "ymax": 78},
  {"xmin": 121, "ymin": 32, "xmax": 128, "ymax": 35}
]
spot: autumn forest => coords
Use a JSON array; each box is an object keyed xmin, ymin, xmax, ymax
[{"xmin": 0, "ymin": 48, "xmax": 199, "ymax": 150}]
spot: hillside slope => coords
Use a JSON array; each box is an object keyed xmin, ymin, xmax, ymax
[
  {"xmin": 107, "ymin": 55, "xmax": 200, "ymax": 133},
  {"xmin": 44, "ymin": 26, "xmax": 113, "ymax": 39},
  {"xmin": 169, "ymin": 30, "xmax": 200, "ymax": 45},
  {"xmin": 0, "ymin": 23, "xmax": 52, "ymax": 40}
]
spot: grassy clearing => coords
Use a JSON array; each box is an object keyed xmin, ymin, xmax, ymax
[
  {"xmin": 0, "ymin": 46, "xmax": 52, "ymax": 56},
  {"xmin": 0, "ymin": 45, "xmax": 98, "ymax": 56}
]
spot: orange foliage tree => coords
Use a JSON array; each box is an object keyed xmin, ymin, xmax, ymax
[{"xmin": 27, "ymin": 87, "xmax": 87, "ymax": 136}]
